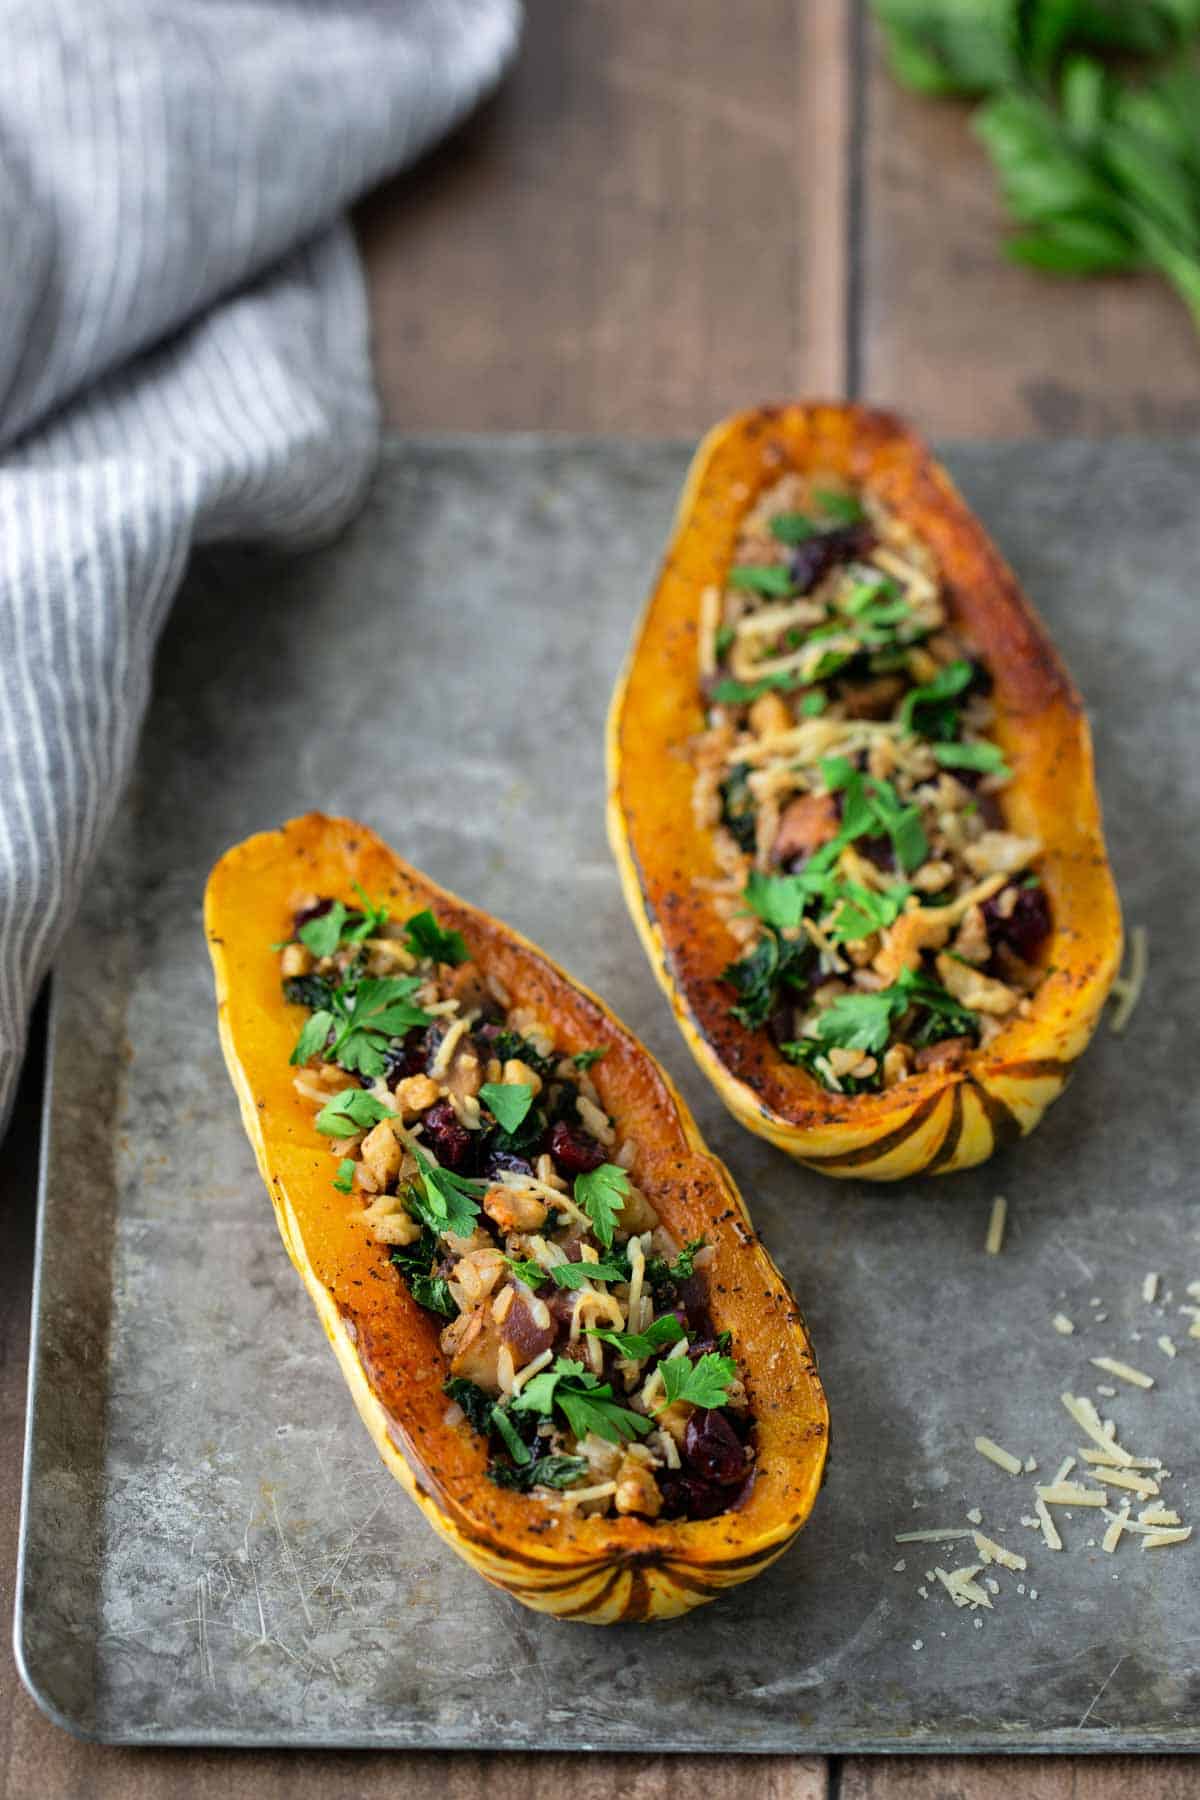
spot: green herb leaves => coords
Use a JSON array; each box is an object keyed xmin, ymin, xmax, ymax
[
  {"xmin": 333, "ymin": 1159, "xmax": 356, "ymax": 1194},
  {"xmin": 933, "ymin": 740, "xmax": 1012, "ymax": 778},
  {"xmin": 487, "ymin": 1453, "xmax": 589, "ymax": 1492},
  {"xmin": 394, "ymin": 1228, "xmax": 458, "ymax": 1317},
  {"xmin": 586, "ymin": 1314, "xmax": 687, "ymax": 1360},
  {"xmin": 727, "ymin": 563, "xmax": 794, "ymax": 596},
  {"xmin": 899, "ymin": 658, "xmax": 974, "ymax": 740},
  {"xmin": 572, "ymin": 1047, "xmax": 609, "ymax": 1072},
  {"xmin": 782, "ymin": 965, "xmax": 980, "ymax": 1083},
  {"xmin": 409, "ymin": 1147, "xmax": 484, "ymax": 1238},
  {"xmin": 288, "ymin": 966, "xmax": 432, "ymax": 1081},
  {"xmin": 511, "ymin": 1357, "xmax": 652, "ymax": 1445},
  {"xmin": 711, "ymin": 670, "xmax": 796, "ymax": 705},
  {"xmin": 658, "ymin": 1351, "xmax": 737, "ymax": 1410},
  {"xmin": 297, "ymin": 903, "xmax": 348, "ymax": 959},
  {"xmin": 573, "ymin": 1163, "xmax": 629, "ymax": 1249},
  {"xmin": 315, "ymin": 1088, "xmax": 394, "ymax": 1138},
  {"xmin": 479, "ymin": 1081, "xmax": 535, "ymax": 1134},
  {"xmin": 403, "ymin": 909, "xmax": 469, "ymax": 966},
  {"xmin": 548, "ymin": 1258, "xmax": 627, "ymax": 1289}
]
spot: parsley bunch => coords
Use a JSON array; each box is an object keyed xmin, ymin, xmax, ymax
[
  {"xmin": 782, "ymin": 965, "xmax": 979, "ymax": 1084},
  {"xmin": 871, "ymin": 1, "xmax": 1200, "ymax": 334},
  {"xmin": 511, "ymin": 1357, "xmax": 653, "ymax": 1445}
]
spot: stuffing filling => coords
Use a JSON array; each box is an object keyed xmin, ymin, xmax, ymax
[
  {"xmin": 693, "ymin": 475, "xmax": 1052, "ymax": 1092},
  {"xmin": 280, "ymin": 891, "xmax": 755, "ymax": 1520}
]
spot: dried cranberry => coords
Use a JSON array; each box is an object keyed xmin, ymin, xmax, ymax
[
  {"xmin": 982, "ymin": 883, "xmax": 1051, "ymax": 964},
  {"xmin": 420, "ymin": 1100, "xmax": 471, "ymax": 1170},
  {"xmin": 658, "ymin": 1474, "xmax": 729, "ymax": 1521},
  {"xmin": 788, "ymin": 523, "xmax": 875, "ymax": 594},
  {"xmin": 483, "ymin": 1146, "xmax": 535, "ymax": 1181},
  {"xmin": 684, "ymin": 1409, "xmax": 746, "ymax": 1486},
  {"xmin": 547, "ymin": 1120, "xmax": 607, "ymax": 1176},
  {"xmin": 381, "ymin": 1028, "xmax": 427, "ymax": 1089}
]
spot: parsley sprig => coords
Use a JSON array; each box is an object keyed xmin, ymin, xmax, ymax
[
  {"xmin": 408, "ymin": 1147, "xmax": 484, "ymax": 1238},
  {"xmin": 573, "ymin": 1163, "xmax": 629, "ymax": 1249},
  {"xmin": 511, "ymin": 1357, "xmax": 653, "ymax": 1445},
  {"xmin": 288, "ymin": 973, "xmax": 432, "ymax": 1079}
]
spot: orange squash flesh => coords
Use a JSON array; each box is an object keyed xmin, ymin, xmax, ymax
[
  {"xmin": 607, "ymin": 405, "xmax": 1123, "ymax": 1180},
  {"xmin": 205, "ymin": 813, "xmax": 828, "ymax": 1622}
]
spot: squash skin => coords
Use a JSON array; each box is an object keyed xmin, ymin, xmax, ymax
[
  {"xmin": 205, "ymin": 813, "xmax": 829, "ymax": 1622},
  {"xmin": 607, "ymin": 404, "xmax": 1123, "ymax": 1181}
]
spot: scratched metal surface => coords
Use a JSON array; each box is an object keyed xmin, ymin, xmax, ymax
[{"xmin": 15, "ymin": 434, "xmax": 1200, "ymax": 1750}]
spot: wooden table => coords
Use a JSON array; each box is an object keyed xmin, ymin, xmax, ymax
[{"xmin": 3, "ymin": 5, "xmax": 1199, "ymax": 1794}]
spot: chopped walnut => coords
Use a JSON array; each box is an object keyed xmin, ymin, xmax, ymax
[
  {"xmin": 360, "ymin": 1119, "xmax": 402, "ymax": 1190},
  {"xmin": 951, "ymin": 903, "xmax": 991, "ymax": 967},
  {"xmin": 827, "ymin": 1046, "xmax": 877, "ymax": 1081},
  {"xmin": 935, "ymin": 953, "xmax": 1019, "ymax": 1017},
  {"xmin": 964, "ymin": 831, "xmax": 1041, "ymax": 878},
  {"xmin": 873, "ymin": 906, "xmax": 952, "ymax": 983},
  {"xmin": 483, "ymin": 1184, "xmax": 548, "ymax": 1234},
  {"xmin": 394, "ymin": 1073, "xmax": 440, "ymax": 1118},
  {"xmin": 501, "ymin": 1057, "xmax": 543, "ymax": 1097},
  {"xmin": 280, "ymin": 941, "xmax": 313, "ymax": 978},
  {"xmin": 748, "ymin": 690, "xmax": 792, "ymax": 738},
  {"xmin": 882, "ymin": 1043, "xmax": 912, "ymax": 1088},
  {"xmin": 615, "ymin": 1449, "xmax": 663, "ymax": 1519}
]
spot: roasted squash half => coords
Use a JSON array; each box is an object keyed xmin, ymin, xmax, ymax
[
  {"xmin": 607, "ymin": 405, "xmax": 1122, "ymax": 1180},
  {"xmin": 205, "ymin": 813, "xmax": 828, "ymax": 1622}
]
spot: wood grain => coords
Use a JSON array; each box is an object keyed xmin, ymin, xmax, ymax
[
  {"xmin": 857, "ymin": 17, "xmax": 1200, "ymax": 438},
  {"xmin": 841, "ymin": 1756, "xmax": 1200, "ymax": 1799},
  {"xmin": 357, "ymin": 0, "xmax": 852, "ymax": 433}
]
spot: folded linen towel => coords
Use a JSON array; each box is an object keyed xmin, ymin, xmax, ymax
[{"xmin": 0, "ymin": 0, "xmax": 522, "ymax": 1129}]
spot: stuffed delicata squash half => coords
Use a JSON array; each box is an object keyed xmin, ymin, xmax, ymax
[
  {"xmin": 205, "ymin": 814, "xmax": 828, "ymax": 1623},
  {"xmin": 608, "ymin": 405, "xmax": 1122, "ymax": 1180}
]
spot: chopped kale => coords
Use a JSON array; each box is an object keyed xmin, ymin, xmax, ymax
[
  {"xmin": 487, "ymin": 1454, "xmax": 589, "ymax": 1492},
  {"xmin": 488, "ymin": 1029, "xmax": 556, "ymax": 1079},
  {"xmin": 443, "ymin": 1376, "xmax": 495, "ymax": 1434},
  {"xmin": 393, "ymin": 1227, "xmax": 458, "ymax": 1318},
  {"xmin": 723, "ymin": 927, "xmax": 814, "ymax": 1030},
  {"xmin": 718, "ymin": 762, "xmax": 758, "ymax": 854},
  {"xmin": 282, "ymin": 972, "xmax": 337, "ymax": 1012}
]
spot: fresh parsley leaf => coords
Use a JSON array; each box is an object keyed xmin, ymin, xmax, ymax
[
  {"xmin": 586, "ymin": 1314, "xmax": 687, "ymax": 1360},
  {"xmin": 490, "ymin": 1404, "xmax": 532, "ymax": 1466},
  {"xmin": 479, "ymin": 1081, "xmax": 535, "ymax": 1134},
  {"xmin": 550, "ymin": 1258, "xmax": 626, "ymax": 1289},
  {"xmin": 658, "ymin": 1351, "xmax": 738, "ymax": 1410},
  {"xmin": 573, "ymin": 1163, "xmax": 628, "ymax": 1249},
  {"xmin": 342, "ymin": 882, "xmax": 389, "ymax": 943},
  {"xmin": 512, "ymin": 1357, "xmax": 652, "ymax": 1446},
  {"xmin": 488, "ymin": 1453, "xmax": 589, "ymax": 1492},
  {"xmin": 814, "ymin": 486, "xmax": 866, "ymax": 525},
  {"xmin": 812, "ymin": 991, "xmax": 899, "ymax": 1056},
  {"xmin": 403, "ymin": 908, "xmax": 469, "ymax": 967},
  {"xmin": 409, "ymin": 1148, "xmax": 484, "ymax": 1238},
  {"xmin": 290, "ymin": 1008, "xmax": 335, "ymax": 1066},
  {"xmin": 505, "ymin": 1256, "xmax": 548, "ymax": 1288},
  {"xmin": 572, "ymin": 1046, "xmax": 608, "ymax": 1072},
  {"xmin": 714, "ymin": 1329, "xmax": 733, "ymax": 1355},
  {"xmin": 800, "ymin": 689, "xmax": 827, "ymax": 717},
  {"xmin": 727, "ymin": 563, "xmax": 794, "ymax": 596},
  {"xmin": 332, "ymin": 1158, "xmax": 356, "ymax": 1194},
  {"xmin": 933, "ymin": 740, "xmax": 1012, "ymax": 778},
  {"xmin": 329, "ymin": 976, "xmax": 432, "ymax": 1078},
  {"xmin": 824, "ymin": 881, "xmax": 911, "ymax": 943},
  {"xmin": 769, "ymin": 511, "xmax": 819, "ymax": 544},
  {"xmin": 888, "ymin": 804, "xmax": 930, "ymax": 875},
  {"xmin": 443, "ymin": 1376, "xmax": 494, "ymax": 1434},
  {"xmin": 900, "ymin": 657, "xmax": 973, "ymax": 741},
  {"xmin": 298, "ymin": 902, "xmax": 348, "ymax": 958},
  {"xmin": 711, "ymin": 670, "xmax": 796, "ymax": 705},
  {"xmin": 315, "ymin": 1088, "xmax": 394, "ymax": 1138},
  {"xmin": 714, "ymin": 622, "xmax": 736, "ymax": 658},
  {"xmin": 820, "ymin": 754, "xmax": 857, "ymax": 793}
]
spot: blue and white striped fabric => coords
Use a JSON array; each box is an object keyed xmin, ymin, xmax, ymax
[{"xmin": 0, "ymin": 0, "xmax": 521, "ymax": 1130}]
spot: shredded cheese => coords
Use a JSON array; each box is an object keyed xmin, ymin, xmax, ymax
[
  {"xmin": 985, "ymin": 1196, "xmax": 1007, "ymax": 1256},
  {"xmin": 1037, "ymin": 1483, "xmax": 1108, "ymax": 1508},
  {"xmin": 1089, "ymin": 1355, "xmax": 1155, "ymax": 1390},
  {"xmin": 1108, "ymin": 924, "xmax": 1147, "ymax": 1034},
  {"xmin": 1142, "ymin": 1272, "xmax": 1160, "ymax": 1305},
  {"xmin": 894, "ymin": 1527, "xmax": 976, "ymax": 1544},
  {"xmin": 934, "ymin": 1565, "xmax": 993, "ymax": 1611},
  {"xmin": 1098, "ymin": 1467, "xmax": 1160, "ymax": 1499},
  {"xmin": 1034, "ymin": 1497, "xmax": 1063, "ymax": 1551},
  {"xmin": 510, "ymin": 1347, "xmax": 553, "ymax": 1395},
  {"xmin": 1061, "ymin": 1393, "xmax": 1135, "ymax": 1465},
  {"xmin": 975, "ymin": 1435, "xmax": 1023, "ymax": 1476},
  {"xmin": 1052, "ymin": 1313, "xmax": 1075, "ymax": 1335},
  {"xmin": 1158, "ymin": 1335, "xmax": 1178, "ymax": 1359},
  {"xmin": 1102, "ymin": 1508, "xmax": 1129, "ymax": 1554},
  {"xmin": 1141, "ymin": 1528, "xmax": 1192, "ymax": 1550},
  {"xmin": 972, "ymin": 1531, "xmax": 1026, "ymax": 1572}
]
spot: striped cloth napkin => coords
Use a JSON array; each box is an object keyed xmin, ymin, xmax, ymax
[{"xmin": 0, "ymin": 0, "xmax": 521, "ymax": 1131}]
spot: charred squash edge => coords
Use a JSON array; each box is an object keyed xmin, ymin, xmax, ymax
[
  {"xmin": 606, "ymin": 404, "xmax": 1123, "ymax": 1181},
  {"xmin": 205, "ymin": 812, "xmax": 829, "ymax": 1622}
]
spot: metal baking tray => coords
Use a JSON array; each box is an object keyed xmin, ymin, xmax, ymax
[{"xmin": 16, "ymin": 433, "xmax": 1200, "ymax": 1749}]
